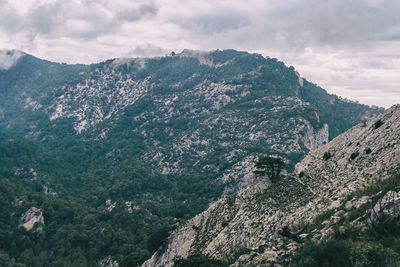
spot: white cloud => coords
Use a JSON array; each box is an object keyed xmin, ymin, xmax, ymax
[{"xmin": 0, "ymin": 50, "xmax": 24, "ymax": 70}]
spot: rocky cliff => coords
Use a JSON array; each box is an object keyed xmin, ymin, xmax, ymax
[{"xmin": 143, "ymin": 104, "xmax": 400, "ymax": 266}]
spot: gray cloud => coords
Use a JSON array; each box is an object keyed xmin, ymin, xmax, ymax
[
  {"xmin": 175, "ymin": 11, "xmax": 251, "ymax": 35},
  {"xmin": 0, "ymin": 2, "xmax": 23, "ymax": 34},
  {"xmin": 27, "ymin": 2, "xmax": 67, "ymax": 37},
  {"xmin": 116, "ymin": 4, "xmax": 158, "ymax": 22},
  {"xmin": 283, "ymin": 0, "xmax": 400, "ymax": 47},
  {"xmin": 0, "ymin": 0, "xmax": 159, "ymax": 42},
  {"xmin": 125, "ymin": 44, "xmax": 166, "ymax": 57},
  {"xmin": 197, "ymin": 0, "xmax": 400, "ymax": 52}
]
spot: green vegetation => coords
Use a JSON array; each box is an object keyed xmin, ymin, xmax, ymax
[
  {"xmin": 374, "ymin": 119, "xmax": 384, "ymax": 129},
  {"xmin": 174, "ymin": 253, "xmax": 230, "ymax": 267},
  {"xmin": 323, "ymin": 151, "xmax": 332, "ymax": 161},
  {"xmin": 307, "ymin": 209, "xmax": 336, "ymax": 231},
  {"xmin": 350, "ymin": 151, "xmax": 360, "ymax": 161},
  {"xmin": 120, "ymin": 249, "xmax": 150, "ymax": 267},
  {"xmin": 287, "ymin": 239, "xmax": 397, "ymax": 267},
  {"xmin": 287, "ymin": 171, "xmax": 400, "ymax": 267},
  {"xmin": 298, "ymin": 80, "xmax": 382, "ymax": 138},
  {"xmin": 254, "ymin": 156, "xmax": 286, "ymax": 183},
  {"xmin": 0, "ymin": 129, "xmax": 224, "ymax": 266}
]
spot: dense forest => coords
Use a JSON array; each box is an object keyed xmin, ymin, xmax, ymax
[{"xmin": 0, "ymin": 128, "xmax": 225, "ymax": 266}]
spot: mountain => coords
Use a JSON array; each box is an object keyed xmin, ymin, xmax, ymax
[
  {"xmin": 143, "ymin": 105, "xmax": 400, "ymax": 266},
  {"xmin": 0, "ymin": 49, "xmax": 380, "ymax": 186},
  {"xmin": 0, "ymin": 49, "xmax": 383, "ymax": 265}
]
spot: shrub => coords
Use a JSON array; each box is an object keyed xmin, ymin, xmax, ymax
[
  {"xmin": 287, "ymin": 239, "xmax": 398, "ymax": 267},
  {"xmin": 173, "ymin": 253, "xmax": 229, "ymax": 267},
  {"xmin": 350, "ymin": 151, "xmax": 359, "ymax": 161},
  {"xmin": 349, "ymin": 241, "xmax": 398, "ymax": 267},
  {"xmin": 175, "ymin": 211, "xmax": 185, "ymax": 219},
  {"xmin": 323, "ymin": 151, "xmax": 332, "ymax": 161},
  {"xmin": 146, "ymin": 227, "xmax": 169, "ymax": 252},
  {"xmin": 225, "ymin": 194, "xmax": 236, "ymax": 207},
  {"xmin": 120, "ymin": 249, "xmax": 150, "ymax": 267},
  {"xmin": 287, "ymin": 239, "xmax": 352, "ymax": 267},
  {"xmin": 253, "ymin": 156, "xmax": 285, "ymax": 183},
  {"xmin": 374, "ymin": 119, "xmax": 384, "ymax": 129}
]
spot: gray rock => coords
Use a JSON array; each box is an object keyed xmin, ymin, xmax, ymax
[
  {"xmin": 345, "ymin": 196, "xmax": 371, "ymax": 211},
  {"xmin": 19, "ymin": 207, "xmax": 44, "ymax": 232}
]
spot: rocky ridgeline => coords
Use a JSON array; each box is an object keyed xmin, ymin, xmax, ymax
[
  {"xmin": 49, "ymin": 71, "xmax": 151, "ymax": 133},
  {"xmin": 45, "ymin": 51, "xmax": 328, "ymax": 183},
  {"xmin": 143, "ymin": 105, "xmax": 400, "ymax": 266}
]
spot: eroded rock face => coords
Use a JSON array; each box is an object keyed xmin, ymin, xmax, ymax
[
  {"xmin": 19, "ymin": 207, "xmax": 44, "ymax": 232},
  {"xmin": 143, "ymin": 105, "xmax": 400, "ymax": 267},
  {"xmin": 303, "ymin": 123, "xmax": 329, "ymax": 151}
]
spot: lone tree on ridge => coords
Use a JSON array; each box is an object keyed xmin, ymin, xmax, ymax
[{"xmin": 253, "ymin": 156, "xmax": 285, "ymax": 183}]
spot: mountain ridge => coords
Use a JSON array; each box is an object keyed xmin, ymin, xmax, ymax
[{"xmin": 143, "ymin": 104, "xmax": 400, "ymax": 266}]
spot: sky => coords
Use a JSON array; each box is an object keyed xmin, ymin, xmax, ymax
[{"xmin": 0, "ymin": 0, "xmax": 399, "ymax": 108}]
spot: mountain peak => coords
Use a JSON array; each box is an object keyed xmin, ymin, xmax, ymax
[
  {"xmin": 172, "ymin": 49, "xmax": 254, "ymax": 67},
  {"xmin": 177, "ymin": 49, "xmax": 211, "ymax": 56},
  {"xmin": 174, "ymin": 49, "xmax": 220, "ymax": 67}
]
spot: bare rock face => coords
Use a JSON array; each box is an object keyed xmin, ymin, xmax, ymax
[
  {"xmin": 143, "ymin": 105, "xmax": 400, "ymax": 267},
  {"xmin": 99, "ymin": 256, "xmax": 119, "ymax": 267},
  {"xmin": 19, "ymin": 207, "xmax": 44, "ymax": 232},
  {"xmin": 303, "ymin": 123, "xmax": 329, "ymax": 151},
  {"xmin": 345, "ymin": 196, "xmax": 371, "ymax": 211},
  {"xmin": 105, "ymin": 199, "xmax": 117, "ymax": 212},
  {"xmin": 295, "ymin": 71, "xmax": 304, "ymax": 87},
  {"xmin": 371, "ymin": 191, "xmax": 400, "ymax": 217}
]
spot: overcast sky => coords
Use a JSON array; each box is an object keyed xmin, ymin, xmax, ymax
[{"xmin": 0, "ymin": 0, "xmax": 399, "ymax": 108}]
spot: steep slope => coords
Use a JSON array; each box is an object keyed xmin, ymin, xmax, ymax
[{"xmin": 143, "ymin": 104, "xmax": 400, "ymax": 266}]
